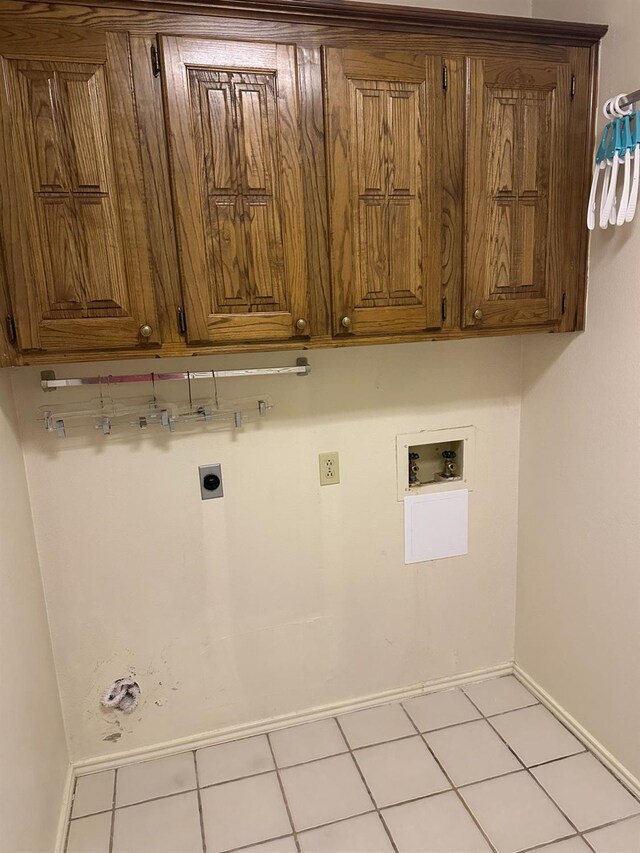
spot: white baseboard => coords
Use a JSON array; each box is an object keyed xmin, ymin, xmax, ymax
[
  {"xmin": 73, "ymin": 662, "xmax": 512, "ymax": 775},
  {"xmin": 54, "ymin": 764, "xmax": 75, "ymax": 853},
  {"xmin": 514, "ymin": 664, "xmax": 640, "ymax": 799}
]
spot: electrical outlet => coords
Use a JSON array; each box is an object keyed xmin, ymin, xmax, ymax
[
  {"xmin": 199, "ymin": 463, "xmax": 223, "ymax": 500},
  {"xmin": 319, "ymin": 452, "xmax": 340, "ymax": 486}
]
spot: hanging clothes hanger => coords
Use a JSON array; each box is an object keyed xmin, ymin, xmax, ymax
[
  {"xmin": 600, "ymin": 97, "xmax": 623, "ymax": 228},
  {"xmin": 616, "ymin": 112, "xmax": 633, "ymax": 224},
  {"xmin": 587, "ymin": 120, "xmax": 613, "ymax": 230},
  {"xmin": 608, "ymin": 93, "xmax": 635, "ymax": 225},
  {"xmin": 625, "ymin": 110, "xmax": 640, "ymax": 223},
  {"xmin": 588, "ymin": 90, "xmax": 640, "ymax": 230}
]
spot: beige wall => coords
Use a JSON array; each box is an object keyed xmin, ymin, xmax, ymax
[
  {"xmin": 4, "ymin": 0, "xmax": 639, "ymax": 838},
  {"xmin": 519, "ymin": 0, "xmax": 640, "ymax": 782},
  {"xmin": 0, "ymin": 371, "xmax": 69, "ymax": 852},
  {"xmin": 8, "ymin": 0, "xmax": 529, "ymax": 767},
  {"xmin": 13, "ymin": 339, "xmax": 522, "ymax": 762}
]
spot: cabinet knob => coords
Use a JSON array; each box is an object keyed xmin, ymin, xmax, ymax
[
  {"xmin": 341, "ymin": 316, "xmax": 352, "ymax": 329},
  {"xmin": 296, "ymin": 318, "xmax": 307, "ymax": 331},
  {"xmin": 139, "ymin": 324, "xmax": 153, "ymax": 338},
  {"xmin": 473, "ymin": 309, "xmax": 483, "ymax": 321}
]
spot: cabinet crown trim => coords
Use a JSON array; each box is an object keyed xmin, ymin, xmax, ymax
[{"xmin": 16, "ymin": 0, "xmax": 608, "ymax": 45}]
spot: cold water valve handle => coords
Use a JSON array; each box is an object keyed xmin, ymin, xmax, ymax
[
  {"xmin": 441, "ymin": 449, "xmax": 458, "ymax": 479},
  {"xmin": 409, "ymin": 451, "xmax": 420, "ymax": 485}
]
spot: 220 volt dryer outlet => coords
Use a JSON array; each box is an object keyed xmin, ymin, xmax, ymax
[
  {"xmin": 199, "ymin": 464, "xmax": 224, "ymax": 500},
  {"xmin": 319, "ymin": 452, "xmax": 340, "ymax": 485}
]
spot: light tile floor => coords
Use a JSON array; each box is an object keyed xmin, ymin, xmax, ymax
[{"xmin": 65, "ymin": 676, "xmax": 640, "ymax": 853}]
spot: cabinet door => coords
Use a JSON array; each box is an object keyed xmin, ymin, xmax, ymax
[
  {"xmin": 464, "ymin": 57, "xmax": 570, "ymax": 329},
  {"xmin": 160, "ymin": 37, "xmax": 308, "ymax": 344},
  {"xmin": 0, "ymin": 32, "xmax": 159, "ymax": 352},
  {"xmin": 325, "ymin": 48, "xmax": 443, "ymax": 338}
]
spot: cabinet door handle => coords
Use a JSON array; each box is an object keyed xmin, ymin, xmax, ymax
[
  {"xmin": 139, "ymin": 324, "xmax": 153, "ymax": 338},
  {"xmin": 296, "ymin": 318, "xmax": 307, "ymax": 332},
  {"xmin": 341, "ymin": 316, "xmax": 352, "ymax": 329},
  {"xmin": 473, "ymin": 309, "xmax": 483, "ymax": 321}
]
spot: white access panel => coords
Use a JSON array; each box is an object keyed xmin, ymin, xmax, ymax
[{"xmin": 404, "ymin": 489, "xmax": 469, "ymax": 564}]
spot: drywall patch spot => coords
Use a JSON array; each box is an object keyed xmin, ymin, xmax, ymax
[
  {"xmin": 103, "ymin": 732, "xmax": 122, "ymax": 742},
  {"xmin": 102, "ymin": 678, "xmax": 140, "ymax": 713}
]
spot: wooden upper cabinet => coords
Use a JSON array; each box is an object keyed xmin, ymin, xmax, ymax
[
  {"xmin": 160, "ymin": 36, "xmax": 308, "ymax": 344},
  {"xmin": 324, "ymin": 48, "xmax": 443, "ymax": 338},
  {"xmin": 0, "ymin": 3, "xmax": 603, "ymax": 366},
  {"xmin": 464, "ymin": 56, "xmax": 571, "ymax": 330},
  {"xmin": 0, "ymin": 31, "xmax": 160, "ymax": 352}
]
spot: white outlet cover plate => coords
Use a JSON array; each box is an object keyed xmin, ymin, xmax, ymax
[
  {"xmin": 396, "ymin": 426, "xmax": 475, "ymax": 501},
  {"xmin": 319, "ymin": 452, "xmax": 340, "ymax": 485}
]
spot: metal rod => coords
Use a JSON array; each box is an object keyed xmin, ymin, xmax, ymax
[
  {"xmin": 41, "ymin": 358, "xmax": 310, "ymax": 391},
  {"xmin": 620, "ymin": 88, "xmax": 640, "ymax": 109}
]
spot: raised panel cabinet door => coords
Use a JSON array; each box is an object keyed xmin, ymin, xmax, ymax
[
  {"xmin": 325, "ymin": 48, "xmax": 443, "ymax": 338},
  {"xmin": 464, "ymin": 56, "xmax": 571, "ymax": 329},
  {"xmin": 0, "ymin": 32, "xmax": 159, "ymax": 352},
  {"xmin": 160, "ymin": 36, "xmax": 308, "ymax": 344}
]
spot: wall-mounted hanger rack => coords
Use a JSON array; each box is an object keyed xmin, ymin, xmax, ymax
[
  {"xmin": 620, "ymin": 89, "xmax": 640, "ymax": 109},
  {"xmin": 38, "ymin": 358, "xmax": 310, "ymax": 438},
  {"xmin": 587, "ymin": 91, "xmax": 640, "ymax": 230},
  {"xmin": 40, "ymin": 357, "xmax": 310, "ymax": 391}
]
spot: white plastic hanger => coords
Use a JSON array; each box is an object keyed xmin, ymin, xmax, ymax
[
  {"xmin": 600, "ymin": 97, "xmax": 621, "ymax": 228},
  {"xmin": 595, "ymin": 93, "xmax": 640, "ymax": 229},
  {"xmin": 588, "ymin": 90, "xmax": 640, "ymax": 230},
  {"xmin": 614, "ymin": 94, "xmax": 634, "ymax": 224},
  {"xmin": 588, "ymin": 117, "xmax": 612, "ymax": 230},
  {"xmin": 616, "ymin": 117, "xmax": 632, "ymax": 224},
  {"xmin": 625, "ymin": 110, "xmax": 640, "ymax": 223}
]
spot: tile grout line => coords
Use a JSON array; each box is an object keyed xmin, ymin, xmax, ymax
[
  {"xmin": 517, "ymin": 832, "xmax": 585, "ymax": 852},
  {"xmin": 482, "ymin": 697, "xmax": 586, "ymax": 767},
  {"xmin": 108, "ymin": 769, "xmax": 117, "ymax": 853},
  {"xmin": 69, "ymin": 807, "xmax": 113, "ymax": 820},
  {"xmin": 527, "ymin": 749, "xmax": 588, "ymax": 769},
  {"xmin": 65, "ymin": 772, "xmax": 640, "ymax": 853},
  {"xmin": 398, "ymin": 701, "xmax": 500, "ymax": 853},
  {"xmin": 266, "ymin": 731, "xmax": 302, "ymax": 853},
  {"xmin": 521, "ymin": 818, "xmax": 640, "ymax": 853},
  {"xmin": 478, "ymin": 698, "xmax": 640, "ymax": 842},
  {"xmin": 105, "ymin": 786, "xmax": 200, "ymax": 812},
  {"xmin": 67, "ymin": 738, "xmax": 591, "ymax": 825},
  {"xmin": 66, "ymin": 759, "xmax": 536, "ymax": 830},
  {"xmin": 510, "ymin": 671, "xmax": 640, "ymax": 805},
  {"xmin": 193, "ymin": 750, "xmax": 207, "ymax": 853},
  {"xmin": 68, "ymin": 737, "xmax": 572, "ymax": 823},
  {"xmin": 582, "ymin": 835, "xmax": 599, "ymax": 853},
  {"xmin": 333, "ymin": 716, "xmax": 400, "ymax": 853},
  {"xmin": 464, "ymin": 683, "xmax": 640, "ymax": 838},
  {"xmin": 223, "ymin": 780, "xmax": 635, "ymax": 853},
  {"xmin": 483, "ymin": 700, "xmax": 540, "ymax": 721},
  {"xmin": 458, "ymin": 687, "xmax": 547, "ymax": 771},
  {"xmin": 221, "ymin": 814, "xmax": 386, "ymax": 853},
  {"xmin": 462, "ymin": 689, "xmax": 589, "ymax": 845},
  {"xmin": 221, "ymin": 832, "xmax": 301, "ymax": 853}
]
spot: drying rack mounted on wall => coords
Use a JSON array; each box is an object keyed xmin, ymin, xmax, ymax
[{"xmin": 38, "ymin": 358, "xmax": 310, "ymax": 438}]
